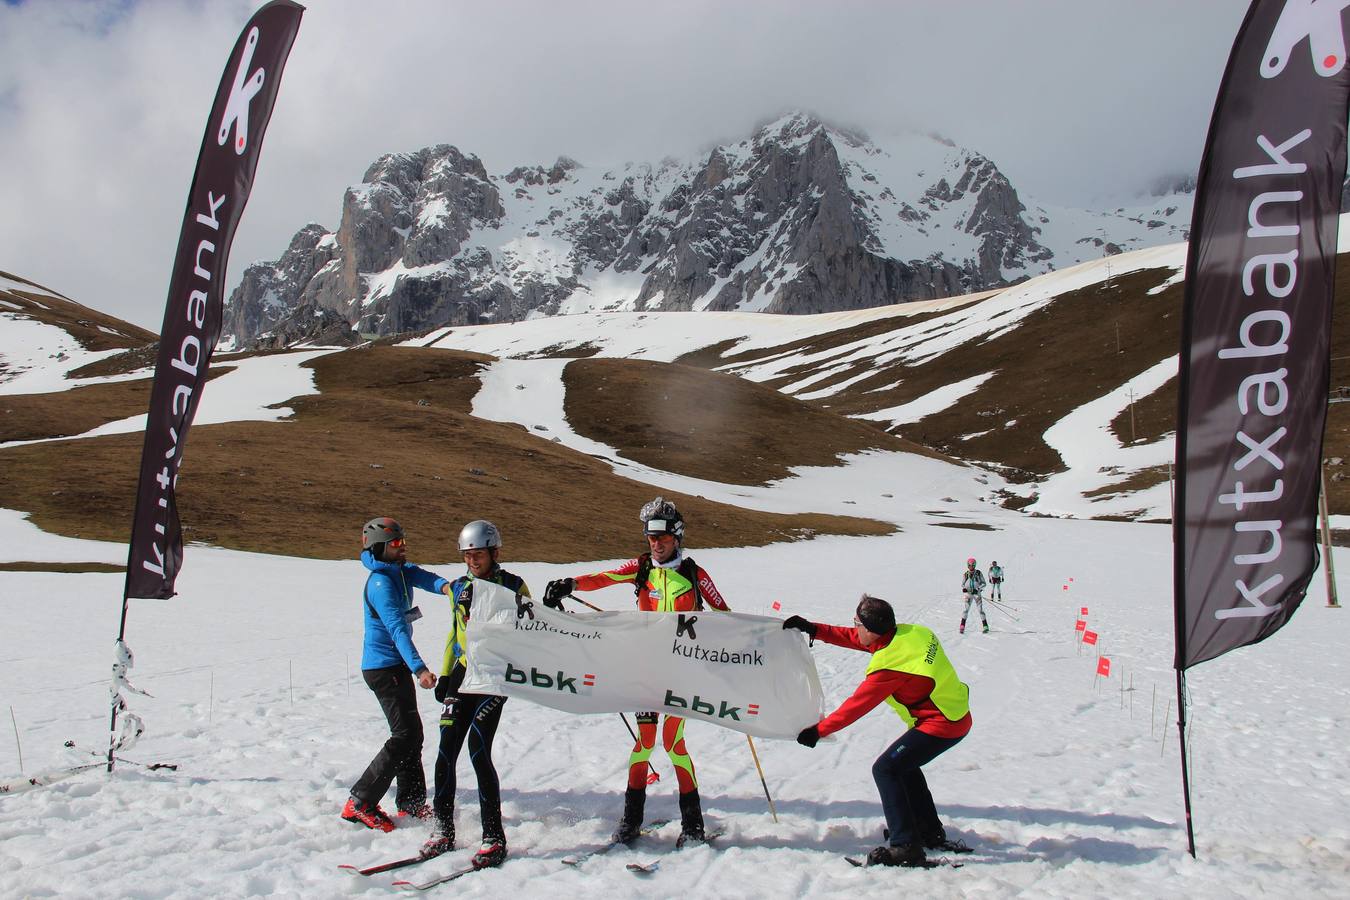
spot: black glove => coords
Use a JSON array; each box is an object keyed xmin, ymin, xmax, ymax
[
  {"xmin": 797, "ymin": 725, "xmax": 820, "ymax": 748},
  {"xmin": 782, "ymin": 615, "xmax": 817, "ymax": 638},
  {"xmin": 543, "ymin": 578, "xmax": 574, "ymax": 609},
  {"xmin": 434, "ymin": 675, "xmax": 453, "ymax": 703}
]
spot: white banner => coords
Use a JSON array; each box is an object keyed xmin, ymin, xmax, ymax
[{"xmin": 459, "ymin": 580, "xmax": 824, "ymax": 739}]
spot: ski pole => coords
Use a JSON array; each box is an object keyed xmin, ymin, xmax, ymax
[
  {"xmin": 64, "ymin": 740, "xmax": 178, "ymax": 771},
  {"xmin": 985, "ymin": 597, "xmax": 1021, "ymax": 612},
  {"xmin": 564, "ymin": 592, "xmax": 602, "ymax": 612},
  {"xmin": 563, "ymin": 595, "xmax": 643, "ymax": 757},
  {"xmin": 985, "ymin": 600, "xmax": 1019, "ymax": 622},
  {"xmin": 745, "ymin": 734, "xmax": 778, "ymax": 823}
]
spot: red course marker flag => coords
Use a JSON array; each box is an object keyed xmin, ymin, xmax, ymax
[
  {"xmin": 1080, "ymin": 606, "xmax": 1089, "ymax": 616},
  {"xmin": 771, "ymin": 601, "xmax": 781, "ymax": 611},
  {"xmin": 1083, "ymin": 630, "xmax": 1099, "ymax": 646},
  {"xmin": 1097, "ymin": 657, "xmax": 1111, "ymax": 677},
  {"xmin": 1075, "ymin": 619, "xmax": 1087, "ymax": 632}
]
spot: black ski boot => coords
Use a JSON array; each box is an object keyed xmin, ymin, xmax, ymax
[
  {"xmin": 675, "ymin": 789, "xmax": 706, "ymax": 848},
  {"xmin": 921, "ymin": 825, "xmax": 972, "ymax": 854},
  {"xmin": 866, "ymin": 843, "xmax": 927, "ymax": 867},
  {"xmin": 611, "ymin": 788, "xmax": 646, "ymax": 844},
  {"xmin": 420, "ymin": 819, "xmax": 454, "ymax": 858}
]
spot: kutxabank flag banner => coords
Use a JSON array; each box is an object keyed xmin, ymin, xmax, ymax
[
  {"xmin": 459, "ymin": 581, "xmax": 825, "ymax": 740},
  {"xmin": 1175, "ymin": 0, "xmax": 1350, "ymax": 669},
  {"xmin": 124, "ymin": 1, "xmax": 303, "ymax": 599}
]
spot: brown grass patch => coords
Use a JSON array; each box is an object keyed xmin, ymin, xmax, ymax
[
  {"xmin": 1082, "ymin": 465, "xmax": 1172, "ymax": 499},
  {"xmin": 0, "ymin": 561, "xmax": 124, "ymax": 573},
  {"xmin": 0, "ymin": 346, "xmax": 892, "ymax": 562},
  {"xmin": 562, "ymin": 357, "xmax": 941, "ymax": 485},
  {"xmin": 0, "ymin": 272, "xmax": 155, "ymax": 352},
  {"xmin": 819, "ymin": 267, "xmax": 1185, "ymax": 479}
]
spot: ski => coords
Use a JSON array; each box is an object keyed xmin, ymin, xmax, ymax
[
  {"xmin": 560, "ymin": 819, "xmax": 671, "ymax": 867},
  {"xmin": 845, "ymin": 855, "xmax": 962, "ymax": 869},
  {"xmin": 391, "ymin": 865, "xmax": 479, "ymax": 890},
  {"xmin": 625, "ymin": 828, "xmax": 725, "ymax": 875},
  {"xmin": 339, "ymin": 850, "xmax": 442, "ymax": 877}
]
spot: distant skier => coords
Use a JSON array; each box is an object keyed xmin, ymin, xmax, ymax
[
  {"xmin": 988, "ymin": 561, "xmax": 1004, "ymax": 600},
  {"xmin": 785, "ymin": 594, "xmax": 972, "ymax": 867},
  {"xmin": 960, "ymin": 558, "xmax": 988, "ymax": 635},
  {"xmin": 423, "ymin": 520, "xmax": 530, "ymax": 870},
  {"xmin": 543, "ymin": 496, "xmax": 730, "ymax": 849},
  {"xmin": 343, "ymin": 517, "xmax": 449, "ymax": 833}
]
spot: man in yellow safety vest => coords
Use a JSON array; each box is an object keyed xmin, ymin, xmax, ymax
[{"xmin": 785, "ymin": 594, "xmax": 972, "ymax": 868}]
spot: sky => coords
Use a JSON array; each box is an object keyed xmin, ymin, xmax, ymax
[{"xmin": 0, "ymin": 0, "xmax": 1252, "ymax": 331}]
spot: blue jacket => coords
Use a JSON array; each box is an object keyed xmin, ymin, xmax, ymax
[{"xmin": 361, "ymin": 549, "xmax": 449, "ymax": 672}]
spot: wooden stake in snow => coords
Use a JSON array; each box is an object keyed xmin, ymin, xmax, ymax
[{"xmin": 9, "ymin": 706, "xmax": 22, "ymax": 774}]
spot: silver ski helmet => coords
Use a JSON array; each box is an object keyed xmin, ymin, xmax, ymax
[
  {"xmin": 639, "ymin": 496, "xmax": 684, "ymax": 543},
  {"xmin": 458, "ymin": 519, "xmax": 502, "ymax": 552},
  {"xmin": 363, "ymin": 517, "xmax": 404, "ymax": 549}
]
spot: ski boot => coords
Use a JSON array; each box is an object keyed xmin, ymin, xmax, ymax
[
  {"xmin": 611, "ymin": 787, "xmax": 646, "ymax": 844},
  {"xmin": 920, "ymin": 825, "xmax": 972, "ymax": 854},
  {"xmin": 397, "ymin": 801, "xmax": 433, "ymax": 822},
  {"xmin": 958, "ymin": 619, "xmax": 966, "ymax": 635},
  {"xmin": 420, "ymin": 819, "xmax": 454, "ymax": 858},
  {"xmin": 866, "ymin": 843, "xmax": 927, "ymax": 867},
  {"xmin": 472, "ymin": 836, "xmax": 507, "ymax": 869},
  {"xmin": 675, "ymin": 789, "xmax": 707, "ymax": 848},
  {"xmin": 341, "ymin": 796, "xmax": 395, "ymax": 833}
]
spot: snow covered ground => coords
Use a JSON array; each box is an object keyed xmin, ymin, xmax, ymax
[{"xmin": 2, "ymin": 491, "xmax": 1347, "ymax": 898}]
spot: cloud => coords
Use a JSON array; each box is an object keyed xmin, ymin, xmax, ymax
[{"xmin": 0, "ymin": 0, "xmax": 1249, "ymax": 330}]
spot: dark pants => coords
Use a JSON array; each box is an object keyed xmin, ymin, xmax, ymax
[
  {"xmin": 352, "ymin": 665, "xmax": 426, "ymax": 811},
  {"xmin": 433, "ymin": 692, "xmax": 506, "ymax": 841},
  {"xmin": 872, "ymin": 728, "xmax": 964, "ymax": 846}
]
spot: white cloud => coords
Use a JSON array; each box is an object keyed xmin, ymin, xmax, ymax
[{"xmin": 0, "ymin": 0, "xmax": 1249, "ymax": 330}]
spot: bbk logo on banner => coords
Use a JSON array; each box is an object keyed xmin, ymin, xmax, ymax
[
  {"xmin": 663, "ymin": 688, "xmax": 759, "ymax": 721},
  {"xmin": 505, "ymin": 662, "xmax": 595, "ymax": 694},
  {"xmin": 218, "ymin": 26, "xmax": 267, "ymax": 153},
  {"xmin": 1262, "ymin": 0, "xmax": 1350, "ymax": 78}
]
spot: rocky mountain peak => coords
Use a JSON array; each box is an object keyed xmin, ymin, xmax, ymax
[{"xmin": 221, "ymin": 112, "xmax": 1194, "ymax": 348}]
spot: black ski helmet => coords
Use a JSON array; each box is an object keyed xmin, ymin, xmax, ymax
[
  {"xmin": 639, "ymin": 496, "xmax": 684, "ymax": 542},
  {"xmin": 363, "ymin": 517, "xmax": 404, "ymax": 550}
]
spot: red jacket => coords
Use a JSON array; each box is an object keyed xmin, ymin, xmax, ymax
[{"xmin": 813, "ymin": 624, "xmax": 972, "ymax": 740}]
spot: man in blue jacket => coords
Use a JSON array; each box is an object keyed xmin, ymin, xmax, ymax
[{"xmin": 342, "ymin": 517, "xmax": 450, "ymax": 832}]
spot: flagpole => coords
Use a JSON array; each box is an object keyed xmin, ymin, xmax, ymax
[
  {"xmin": 1175, "ymin": 668, "xmax": 1196, "ymax": 858},
  {"xmin": 105, "ymin": 595, "xmax": 131, "ymax": 773},
  {"xmin": 1318, "ymin": 467, "xmax": 1340, "ymax": 608}
]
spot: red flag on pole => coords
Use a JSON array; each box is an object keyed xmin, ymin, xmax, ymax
[
  {"xmin": 1083, "ymin": 630, "xmax": 1099, "ymax": 646},
  {"xmin": 1097, "ymin": 657, "xmax": 1111, "ymax": 677},
  {"xmin": 1075, "ymin": 619, "xmax": 1087, "ymax": 632},
  {"xmin": 771, "ymin": 601, "xmax": 781, "ymax": 611},
  {"xmin": 1080, "ymin": 606, "xmax": 1089, "ymax": 616}
]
